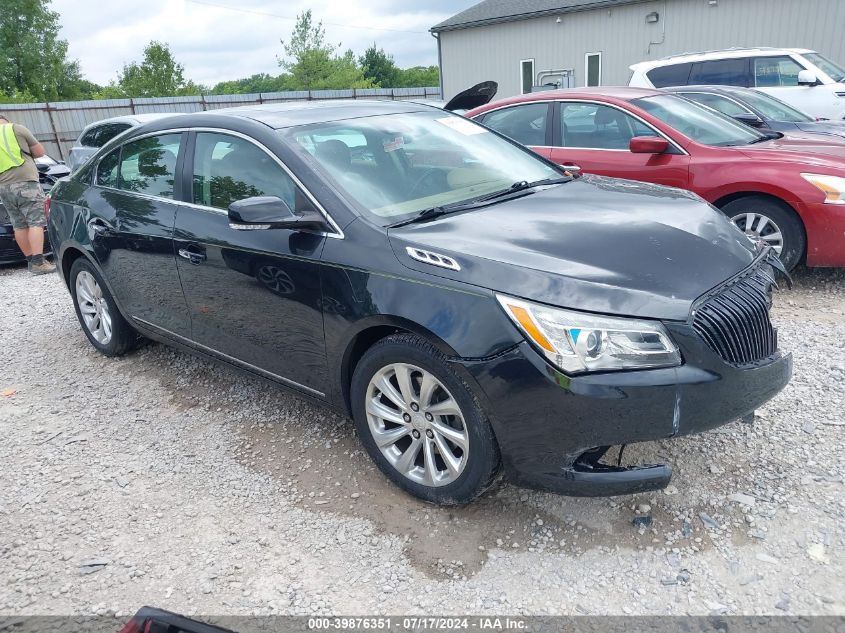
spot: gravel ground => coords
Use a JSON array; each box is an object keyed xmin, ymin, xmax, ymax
[{"xmin": 0, "ymin": 263, "xmax": 843, "ymax": 618}]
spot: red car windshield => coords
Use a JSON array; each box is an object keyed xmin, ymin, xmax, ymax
[{"xmin": 634, "ymin": 94, "xmax": 767, "ymax": 147}]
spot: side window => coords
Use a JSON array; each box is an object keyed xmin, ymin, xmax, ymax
[
  {"xmin": 689, "ymin": 59, "xmax": 749, "ymax": 87},
  {"xmin": 754, "ymin": 56, "xmax": 803, "ymax": 87},
  {"xmin": 118, "ymin": 133, "xmax": 182, "ymax": 199},
  {"xmin": 681, "ymin": 93, "xmax": 752, "ymax": 117},
  {"xmin": 480, "ymin": 103, "xmax": 548, "ymax": 147},
  {"xmin": 192, "ymin": 132, "xmax": 315, "ymax": 214},
  {"xmin": 97, "ymin": 124, "xmax": 132, "ymax": 147},
  {"xmin": 647, "ymin": 63, "xmax": 692, "ymax": 88},
  {"xmin": 96, "ymin": 148, "xmax": 120, "ymax": 187},
  {"xmin": 560, "ymin": 103, "xmax": 654, "ymax": 149}
]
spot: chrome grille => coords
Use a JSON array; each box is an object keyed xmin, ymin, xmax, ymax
[{"xmin": 692, "ymin": 265, "xmax": 777, "ymax": 366}]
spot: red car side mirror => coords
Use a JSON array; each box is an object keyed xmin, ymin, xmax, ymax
[{"xmin": 630, "ymin": 136, "xmax": 669, "ymax": 154}]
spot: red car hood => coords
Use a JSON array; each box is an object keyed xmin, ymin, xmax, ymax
[{"xmin": 738, "ymin": 135, "xmax": 845, "ymax": 170}]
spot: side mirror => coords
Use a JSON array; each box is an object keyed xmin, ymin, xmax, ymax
[
  {"xmin": 797, "ymin": 69, "xmax": 819, "ymax": 86},
  {"xmin": 733, "ymin": 112, "xmax": 765, "ymax": 128},
  {"xmin": 629, "ymin": 136, "xmax": 669, "ymax": 154},
  {"xmin": 228, "ymin": 196, "xmax": 326, "ymax": 231},
  {"xmin": 36, "ymin": 162, "xmax": 50, "ymax": 173}
]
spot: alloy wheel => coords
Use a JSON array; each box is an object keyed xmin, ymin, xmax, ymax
[
  {"xmin": 365, "ymin": 363, "xmax": 469, "ymax": 487},
  {"xmin": 730, "ymin": 212, "xmax": 784, "ymax": 255},
  {"xmin": 75, "ymin": 270, "xmax": 113, "ymax": 345}
]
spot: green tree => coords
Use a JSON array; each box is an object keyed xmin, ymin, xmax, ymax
[
  {"xmin": 397, "ymin": 65, "xmax": 440, "ymax": 88},
  {"xmin": 211, "ymin": 73, "xmax": 293, "ymax": 95},
  {"xmin": 279, "ymin": 11, "xmax": 372, "ymax": 90},
  {"xmin": 103, "ymin": 41, "xmax": 205, "ymax": 98},
  {"xmin": 359, "ymin": 44, "xmax": 400, "ymax": 88},
  {"xmin": 0, "ymin": 0, "xmax": 85, "ymax": 101}
]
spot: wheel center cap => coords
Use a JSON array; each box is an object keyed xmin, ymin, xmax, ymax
[{"xmin": 410, "ymin": 413, "xmax": 427, "ymax": 431}]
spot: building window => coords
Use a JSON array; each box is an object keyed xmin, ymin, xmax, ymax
[
  {"xmin": 520, "ymin": 59, "xmax": 535, "ymax": 94},
  {"xmin": 585, "ymin": 53, "xmax": 602, "ymax": 87}
]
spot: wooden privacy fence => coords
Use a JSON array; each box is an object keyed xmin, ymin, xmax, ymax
[{"xmin": 0, "ymin": 87, "xmax": 441, "ymax": 161}]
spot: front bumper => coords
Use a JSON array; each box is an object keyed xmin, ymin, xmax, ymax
[
  {"xmin": 801, "ymin": 201, "xmax": 845, "ymax": 267},
  {"xmin": 460, "ymin": 322, "xmax": 792, "ymax": 497}
]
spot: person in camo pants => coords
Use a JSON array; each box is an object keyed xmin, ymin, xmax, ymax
[{"xmin": 0, "ymin": 113, "xmax": 55, "ymax": 275}]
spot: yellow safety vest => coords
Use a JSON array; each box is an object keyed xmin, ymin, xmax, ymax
[{"xmin": 0, "ymin": 124, "xmax": 24, "ymax": 174}]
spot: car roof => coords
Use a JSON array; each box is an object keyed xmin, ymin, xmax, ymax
[
  {"xmin": 664, "ymin": 85, "xmax": 758, "ymax": 96},
  {"xmin": 81, "ymin": 112, "xmax": 177, "ymax": 132},
  {"xmin": 630, "ymin": 47, "xmax": 814, "ymax": 71},
  {"xmin": 205, "ymin": 99, "xmax": 434, "ymax": 129},
  {"xmin": 478, "ymin": 86, "xmax": 664, "ymax": 110}
]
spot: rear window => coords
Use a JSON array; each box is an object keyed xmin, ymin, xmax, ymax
[
  {"xmin": 647, "ymin": 63, "xmax": 692, "ymax": 88},
  {"xmin": 80, "ymin": 123, "xmax": 132, "ymax": 148}
]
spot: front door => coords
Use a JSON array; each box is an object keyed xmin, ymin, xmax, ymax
[
  {"xmin": 173, "ymin": 131, "xmax": 329, "ymax": 397},
  {"xmin": 751, "ymin": 55, "xmax": 821, "ymax": 117},
  {"xmin": 86, "ymin": 132, "xmax": 191, "ymax": 336},
  {"xmin": 548, "ymin": 101, "xmax": 690, "ymax": 188}
]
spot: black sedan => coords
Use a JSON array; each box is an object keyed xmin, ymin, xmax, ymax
[
  {"xmin": 47, "ymin": 101, "xmax": 791, "ymax": 504},
  {"xmin": 666, "ymin": 84, "xmax": 845, "ymax": 139},
  {"xmin": 0, "ymin": 155, "xmax": 68, "ymax": 264}
]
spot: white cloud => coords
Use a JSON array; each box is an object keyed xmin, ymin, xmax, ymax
[{"xmin": 51, "ymin": 0, "xmax": 475, "ymax": 87}]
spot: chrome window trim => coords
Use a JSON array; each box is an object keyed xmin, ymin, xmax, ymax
[
  {"xmin": 475, "ymin": 99, "xmax": 689, "ymax": 156},
  {"xmin": 92, "ymin": 126, "xmax": 344, "ymax": 239},
  {"xmin": 132, "ymin": 317, "xmax": 325, "ymax": 397}
]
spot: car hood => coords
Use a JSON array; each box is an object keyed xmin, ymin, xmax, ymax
[
  {"xmin": 443, "ymin": 81, "xmax": 498, "ymax": 112},
  {"xmin": 737, "ymin": 134, "xmax": 845, "ymax": 168},
  {"xmin": 795, "ymin": 120, "xmax": 845, "ymax": 138},
  {"xmin": 388, "ymin": 175, "xmax": 757, "ymax": 321}
]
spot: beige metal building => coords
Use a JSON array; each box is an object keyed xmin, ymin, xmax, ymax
[{"xmin": 431, "ymin": 0, "xmax": 845, "ymax": 99}]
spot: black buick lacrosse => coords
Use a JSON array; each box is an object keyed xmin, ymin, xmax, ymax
[{"xmin": 47, "ymin": 100, "xmax": 791, "ymax": 504}]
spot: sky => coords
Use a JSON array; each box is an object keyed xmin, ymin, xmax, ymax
[{"xmin": 51, "ymin": 0, "xmax": 478, "ymax": 87}]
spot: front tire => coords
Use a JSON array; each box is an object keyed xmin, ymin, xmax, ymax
[
  {"xmin": 351, "ymin": 334, "xmax": 500, "ymax": 505},
  {"xmin": 720, "ymin": 196, "xmax": 805, "ymax": 271},
  {"xmin": 70, "ymin": 258, "xmax": 138, "ymax": 357}
]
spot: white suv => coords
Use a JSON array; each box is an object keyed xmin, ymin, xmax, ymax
[{"xmin": 629, "ymin": 48, "xmax": 845, "ymax": 120}]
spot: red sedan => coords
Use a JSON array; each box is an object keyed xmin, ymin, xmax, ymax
[{"xmin": 467, "ymin": 87, "xmax": 845, "ymax": 269}]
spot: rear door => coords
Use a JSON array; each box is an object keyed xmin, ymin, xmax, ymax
[
  {"xmin": 548, "ymin": 100, "xmax": 690, "ymax": 188},
  {"xmin": 86, "ymin": 132, "xmax": 191, "ymax": 336},
  {"xmin": 474, "ymin": 102, "xmax": 553, "ymax": 158},
  {"xmin": 173, "ymin": 130, "xmax": 330, "ymax": 397}
]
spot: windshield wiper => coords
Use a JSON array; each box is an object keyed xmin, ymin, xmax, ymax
[
  {"xmin": 747, "ymin": 131, "xmax": 782, "ymax": 144},
  {"xmin": 386, "ymin": 177, "xmax": 570, "ymax": 228}
]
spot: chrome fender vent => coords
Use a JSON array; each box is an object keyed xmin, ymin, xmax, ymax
[{"xmin": 405, "ymin": 247, "xmax": 461, "ymax": 271}]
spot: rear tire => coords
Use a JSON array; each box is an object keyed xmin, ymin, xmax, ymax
[
  {"xmin": 69, "ymin": 258, "xmax": 139, "ymax": 357},
  {"xmin": 720, "ymin": 196, "xmax": 805, "ymax": 271},
  {"xmin": 351, "ymin": 334, "xmax": 500, "ymax": 505}
]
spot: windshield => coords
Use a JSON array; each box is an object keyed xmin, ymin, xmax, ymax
[
  {"xmin": 633, "ymin": 94, "xmax": 766, "ymax": 146},
  {"xmin": 804, "ymin": 52, "xmax": 845, "ymax": 82},
  {"xmin": 283, "ymin": 111, "xmax": 561, "ymax": 225},
  {"xmin": 737, "ymin": 89, "xmax": 813, "ymax": 123}
]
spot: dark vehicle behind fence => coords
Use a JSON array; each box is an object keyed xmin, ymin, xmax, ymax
[
  {"xmin": 47, "ymin": 100, "xmax": 791, "ymax": 504},
  {"xmin": 0, "ymin": 155, "xmax": 68, "ymax": 265}
]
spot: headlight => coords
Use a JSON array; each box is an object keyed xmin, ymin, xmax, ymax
[
  {"xmin": 801, "ymin": 173, "xmax": 845, "ymax": 205},
  {"xmin": 497, "ymin": 294, "xmax": 681, "ymax": 374}
]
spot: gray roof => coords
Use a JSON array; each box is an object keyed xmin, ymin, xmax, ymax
[{"xmin": 432, "ymin": 0, "xmax": 645, "ymax": 32}]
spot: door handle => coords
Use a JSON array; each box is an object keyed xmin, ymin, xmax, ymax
[
  {"xmin": 178, "ymin": 247, "xmax": 206, "ymax": 265},
  {"xmin": 87, "ymin": 218, "xmax": 112, "ymax": 235},
  {"xmin": 561, "ymin": 163, "xmax": 582, "ymax": 173}
]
